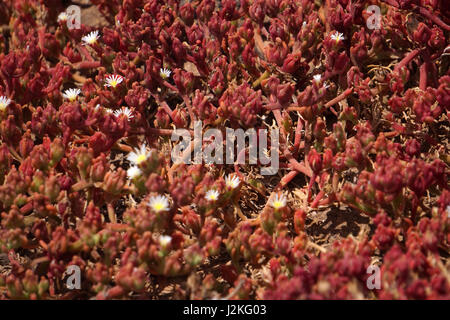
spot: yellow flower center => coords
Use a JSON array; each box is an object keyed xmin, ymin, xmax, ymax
[
  {"xmin": 153, "ymin": 203, "xmax": 164, "ymax": 211},
  {"xmin": 273, "ymin": 201, "xmax": 284, "ymax": 209},
  {"xmin": 136, "ymin": 154, "xmax": 147, "ymax": 164}
]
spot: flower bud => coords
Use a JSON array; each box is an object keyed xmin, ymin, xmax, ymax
[
  {"xmin": 30, "ymin": 145, "xmax": 50, "ymax": 171},
  {"xmin": 405, "ymin": 139, "xmax": 421, "ymax": 157},
  {"xmin": 413, "ymin": 23, "xmax": 431, "ymax": 44},
  {"xmin": 293, "ymin": 209, "xmax": 306, "ymax": 234},
  {"xmin": 44, "ymin": 175, "xmax": 61, "ymax": 203},
  {"xmin": 180, "ymin": 3, "xmax": 195, "ymax": 25},
  {"xmin": 103, "ymin": 168, "xmax": 126, "ymax": 196},
  {"xmin": 333, "ymin": 122, "xmax": 346, "ymax": 151},
  {"xmin": 49, "ymin": 138, "xmax": 65, "ymax": 167},
  {"xmin": 281, "ymin": 52, "xmax": 304, "ymax": 74},
  {"xmin": 19, "ymin": 131, "xmax": 34, "ymax": 159},
  {"xmin": 345, "ymin": 140, "xmax": 364, "ymax": 168},
  {"xmin": 307, "ymin": 148, "xmax": 322, "ymax": 174},
  {"xmin": 75, "ymin": 147, "xmax": 93, "ymax": 180},
  {"xmin": 89, "ymin": 154, "xmax": 107, "ymax": 182}
]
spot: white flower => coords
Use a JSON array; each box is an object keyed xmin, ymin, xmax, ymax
[
  {"xmin": 313, "ymin": 74, "xmax": 322, "ymax": 84},
  {"xmin": 62, "ymin": 88, "xmax": 81, "ymax": 102},
  {"xmin": 82, "ymin": 30, "xmax": 100, "ymax": 45},
  {"xmin": 205, "ymin": 189, "xmax": 220, "ymax": 202},
  {"xmin": 57, "ymin": 12, "xmax": 68, "ymax": 23},
  {"xmin": 0, "ymin": 96, "xmax": 11, "ymax": 111},
  {"xmin": 149, "ymin": 195, "xmax": 170, "ymax": 213},
  {"xmin": 159, "ymin": 235, "xmax": 172, "ymax": 247},
  {"xmin": 160, "ymin": 68, "xmax": 171, "ymax": 79},
  {"xmin": 105, "ymin": 108, "xmax": 114, "ymax": 114},
  {"xmin": 113, "ymin": 107, "xmax": 134, "ymax": 120},
  {"xmin": 127, "ymin": 166, "xmax": 141, "ymax": 180},
  {"xmin": 104, "ymin": 74, "xmax": 124, "ymax": 88},
  {"xmin": 330, "ymin": 31, "xmax": 345, "ymax": 43},
  {"xmin": 446, "ymin": 205, "xmax": 450, "ymax": 218},
  {"xmin": 270, "ymin": 194, "xmax": 287, "ymax": 210},
  {"xmin": 225, "ymin": 174, "xmax": 240, "ymax": 189},
  {"xmin": 127, "ymin": 143, "xmax": 151, "ymax": 166}
]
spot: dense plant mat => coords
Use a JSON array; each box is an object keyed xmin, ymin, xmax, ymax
[{"xmin": 0, "ymin": 0, "xmax": 448, "ymax": 299}]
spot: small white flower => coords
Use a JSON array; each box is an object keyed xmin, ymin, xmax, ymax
[
  {"xmin": 104, "ymin": 74, "xmax": 124, "ymax": 88},
  {"xmin": 160, "ymin": 68, "xmax": 171, "ymax": 80},
  {"xmin": 62, "ymin": 88, "xmax": 81, "ymax": 102},
  {"xmin": 149, "ymin": 195, "xmax": 170, "ymax": 213},
  {"xmin": 113, "ymin": 107, "xmax": 134, "ymax": 120},
  {"xmin": 105, "ymin": 108, "xmax": 114, "ymax": 114},
  {"xmin": 127, "ymin": 166, "xmax": 141, "ymax": 180},
  {"xmin": 159, "ymin": 235, "xmax": 172, "ymax": 247},
  {"xmin": 0, "ymin": 96, "xmax": 11, "ymax": 111},
  {"xmin": 127, "ymin": 143, "xmax": 151, "ymax": 166},
  {"xmin": 446, "ymin": 205, "xmax": 450, "ymax": 218},
  {"xmin": 82, "ymin": 30, "xmax": 100, "ymax": 45},
  {"xmin": 225, "ymin": 174, "xmax": 240, "ymax": 189},
  {"xmin": 205, "ymin": 189, "xmax": 220, "ymax": 202},
  {"xmin": 313, "ymin": 74, "xmax": 322, "ymax": 84},
  {"xmin": 330, "ymin": 31, "xmax": 345, "ymax": 43},
  {"xmin": 57, "ymin": 12, "xmax": 68, "ymax": 22},
  {"xmin": 270, "ymin": 194, "xmax": 287, "ymax": 210}
]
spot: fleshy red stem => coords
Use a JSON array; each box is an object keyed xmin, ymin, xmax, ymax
[
  {"xmin": 285, "ymin": 151, "xmax": 313, "ymax": 178},
  {"xmin": 181, "ymin": 95, "xmax": 197, "ymax": 127},
  {"xmin": 394, "ymin": 49, "xmax": 421, "ymax": 72},
  {"xmin": 307, "ymin": 173, "xmax": 317, "ymax": 202},
  {"xmin": 419, "ymin": 62, "xmax": 427, "ymax": 90},
  {"xmin": 147, "ymin": 128, "xmax": 194, "ymax": 136},
  {"xmin": 293, "ymin": 117, "xmax": 303, "ymax": 157},
  {"xmin": 73, "ymin": 61, "xmax": 101, "ymax": 69},
  {"xmin": 96, "ymin": 286, "xmax": 124, "ymax": 300},
  {"xmin": 381, "ymin": 0, "xmax": 399, "ymax": 6},
  {"xmin": 416, "ymin": 6, "xmax": 450, "ymax": 31},
  {"xmin": 271, "ymin": 108, "xmax": 313, "ymax": 178},
  {"xmin": 152, "ymin": 94, "xmax": 184, "ymax": 127},
  {"xmin": 276, "ymin": 170, "xmax": 299, "ymax": 190},
  {"xmin": 324, "ymin": 88, "xmax": 353, "ymax": 108},
  {"xmin": 310, "ymin": 189, "xmax": 325, "ymax": 208},
  {"xmin": 107, "ymin": 202, "xmax": 117, "ymax": 223}
]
